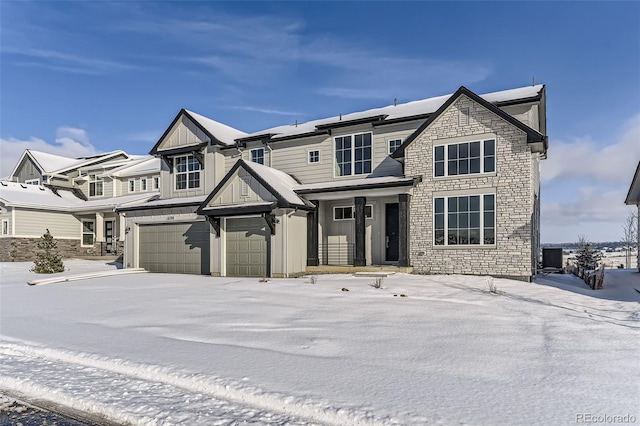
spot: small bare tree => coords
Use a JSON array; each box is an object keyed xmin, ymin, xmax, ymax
[{"xmin": 622, "ymin": 209, "xmax": 638, "ymax": 269}]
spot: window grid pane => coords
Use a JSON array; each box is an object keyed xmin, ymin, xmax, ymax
[
  {"xmin": 437, "ymin": 195, "xmax": 494, "ymax": 246},
  {"xmin": 175, "ymin": 155, "xmax": 201, "ymax": 190},
  {"xmin": 436, "ymin": 139, "xmax": 495, "ymax": 177}
]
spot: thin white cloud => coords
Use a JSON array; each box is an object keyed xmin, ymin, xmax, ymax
[
  {"xmin": 1, "ymin": 47, "xmax": 140, "ymax": 75},
  {"xmin": 123, "ymin": 130, "xmax": 162, "ymax": 143},
  {"xmin": 230, "ymin": 106, "xmax": 303, "ymax": 117},
  {"xmin": 541, "ymin": 114, "xmax": 640, "ymax": 184},
  {"xmin": 0, "ymin": 127, "xmax": 99, "ymax": 177}
]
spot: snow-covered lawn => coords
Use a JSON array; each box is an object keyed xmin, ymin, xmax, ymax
[{"xmin": 1, "ymin": 260, "xmax": 639, "ymax": 425}]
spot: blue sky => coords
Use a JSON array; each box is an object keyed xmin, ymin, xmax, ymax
[{"xmin": 1, "ymin": 1, "xmax": 639, "ymax": 243}]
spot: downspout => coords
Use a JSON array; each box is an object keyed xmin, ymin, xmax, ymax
[{"xmin": 264, "ymin": 142, "xmax": 273, "ymax": 167}]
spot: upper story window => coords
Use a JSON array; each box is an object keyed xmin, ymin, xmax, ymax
[
  {"xmin": 434, "ymin": 139, "xmax": 496, "ymax": 177},
  {"xmin": 251, "ymin": 148, "xmax": 265, "ymax": 165},
  {"xmin": 335, "ymin": 132, "xmax": 372, "ymax": 177},
  {"xmin": 175, "ymin": 155, "xmax": 201, "ymax": 190},
  {"xmin": 153, "ymin": 176, "xmax": 160, "ymax": 190},
  {"xmin": 89, "ymin": 174, "xmax": 103, "ymax": 197},
  {"xmin": 388, "ymin": 139, "xmax": 402, "ymax": 155},
  {"xmin": 128, "ymin": 179, "xmax": 135, "ymax": 193},
  {"xmin": 141, "ymin": 178, "xmax": 148, "ymax": 191},
  {"xmin": 25, "ymin": 179, "xmax": 40, "ymax": 185},
  {"xmin": 434, "ymin": 194, "xmax": 495, "ymax": 246},
  {"xmin": 308, "ymin": 150, "xmax": 320, "ymax": 164},
  {"xmin": 333, "ymin": 205, "xmax": 373, "ymax": 220}
]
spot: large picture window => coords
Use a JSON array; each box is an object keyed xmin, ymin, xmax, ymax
[
  {"xmin": 335, "ymin": 132, "xmax": 372, "ymax": 176},
  {"xmin": 82, "ymin": 220, "xmax": 95, "ymax": 247},
  {"xmin": 175, "ymin": 155, "xmax": 201, "ymax": 190},
  {"xmin": 89, "ymin": 174, "xmax": 103, "ymax": 197},
  {"xmin": 434, "ymin": 194, "xmax": 495, "ymax": 246},
  {"xmin": 434, "ymin": 139, "xmax": 495, "ymax": 177}
]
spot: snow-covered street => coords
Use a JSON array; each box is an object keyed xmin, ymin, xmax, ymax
[{"xmin": 1, "ymin": 260, "xmax": 639, "ymax": 425}]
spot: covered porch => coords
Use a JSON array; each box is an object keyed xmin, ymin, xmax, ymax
[{"xmin": 301, "ymin": 177, "xmax": 418, "ymax": 269}]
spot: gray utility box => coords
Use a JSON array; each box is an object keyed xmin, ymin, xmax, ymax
[{"xmin": 542, "ymin": 248, "xmax": 564, "ymax": 269}]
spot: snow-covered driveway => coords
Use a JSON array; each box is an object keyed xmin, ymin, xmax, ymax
[{"xmin": 1, "ymin": 260, "xmax": 639, "ymax": 425}]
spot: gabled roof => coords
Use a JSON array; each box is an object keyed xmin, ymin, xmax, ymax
[
  {"xmin": 149, "ymin": 109, "xmax": 248, "ymax": 155},
  {"xmin": 10, "ymin": 150, "xmax": 84, "ymax": 178},
  {"xmin": 238, "ymin": 85, "xmax": 545, "ymax": 143},
  {"xmin": 391, "ymin": 86, "xmax": 547, "ymax": 159},
  {"xmin": 625, "ymin": 161, "xmax": 640, "ymax": 205},
  {"xmin": 197, "ymin": 159, "xmax": 312, "ymax": 216}
]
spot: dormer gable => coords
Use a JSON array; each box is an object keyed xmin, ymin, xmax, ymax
[
  {"xmin": 197, "ymin": 159, "xmax": 312, "ymax": 217},
  {"xmin": 149, "ymin": 109, "xmax": 247, "ymax": 156}
]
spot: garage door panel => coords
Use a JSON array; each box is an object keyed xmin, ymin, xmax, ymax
[
  {"xmin": 139, "ymin": 222, "xmax": 210, "ymax": 275},
  {"xmin": 226, "ymin": 217, "xmax": 268, "ymax": 277}
]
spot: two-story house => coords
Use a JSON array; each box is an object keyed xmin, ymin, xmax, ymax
[
  {"xmin": 118, "ymin": 84, "xmax": 547, "ymax": 281},
  {"xmin": 0, "ymin": 150, "xmax": 160, "ymax": 261}
]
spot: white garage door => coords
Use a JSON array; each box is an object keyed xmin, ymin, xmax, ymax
[
  {"xmin": 139, "ymin": 222, "xmax": 210, "ymax": 274},
  {"xmin": 226, "ymin": 217, "xmax": 269, "ymax": 277}
]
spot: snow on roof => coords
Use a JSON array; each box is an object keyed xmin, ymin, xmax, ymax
[
  {"xmin": 52, "ymin": 150, "xmax": 130, "ymax": 174},
  {"xmin": 27, "ymin": 150, "xmax": 86, "ymax": 174},
  {"xmin": 0, "ymin": 181, "xmax": 84, "ymax": 209},
  {"xmin": 0, "ymin": 181, "xmax": 159, "ymax": 212},
  {"xmin": 185, "ymin": 109, "xmax": 248, "ymax": 146},
  {"xmin": 75, "ymin": 192, "xmax": 160, "ymax": 211},
  {"xmin": 241, "ymin": 160, "xmax": 309, "ymax": 207},
  {"xmin": 245, "ymin": 85, "xmax": 545, "ymax": 141},
  {"xmin": 117, "ymin": 194, "xmax": 207, "ymax": 211},
  {"xmin": 108, "ymin": 157, "xmax": 160, "ymax": 178},
  {"xmin": 296, "ymin": 176, "xmax": 416, "ymax": 192}
]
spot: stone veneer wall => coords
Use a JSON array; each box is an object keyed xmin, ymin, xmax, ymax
[
  {"xmin": 0, "ymin": 238, "xmax": 100, "ymax": 262},
  {"xmin": 404, "ymin": 94, "xmax": 535, "ymax": 281}
]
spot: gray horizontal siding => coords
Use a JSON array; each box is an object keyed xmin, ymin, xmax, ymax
[{"xmin": 14, "ymin": 208, "xmax": 80, "ymax": 239}]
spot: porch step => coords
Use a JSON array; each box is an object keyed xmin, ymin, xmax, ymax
[{"xmin": 306, "ymin": 265, "xmax": 413, "ymax": 275}]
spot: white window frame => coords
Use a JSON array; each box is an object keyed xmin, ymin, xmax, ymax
[
  {"xmin": 81, "ymin": 219, "xmax": 95, "ymax": 247},
  {"xmin": 128, "ymin": 179, "xmax": 135, "ymax": 193},
  {"xmin": 141, "ymin": 177, "xmax": 148, "ymax": 191},
  {"xmin": 153, "ymin": 176, "xmax": 160, "ymax": 190},
  {"xmin": 333, "ymin": 205, "xmax": 373, "ymax": 221},
  {"xmin": 25, "ymin": 178, "xmax": 40, "ymax": 185},
  {"xmin": 388, "ymin": 139, "xmax": 403, "ymax": 155},
  {"xmin": 433, "ymin": 138, "xmax": 496, "ymax": 178},
  {"xmin": 1, "ymin": 220, "xmax": 8, "ymax": 235},
  {"xmin": 250, "ymin": 148, "xmax": 265, "ymax": 165},
  {"xmin": 88, "ymin": 174, "xmax": 103, "ymax": 197},
  {"xmin": 308, "ymin": 149, "xmax": 320, "ymax": 164},
  {"xmin": 174, "ymin": 155, "xmax": 202, "ymax": 190},
  {"xmin": 433, "ymin": 193, "xmax": 496, "ymax": 247},
  {"xmin": 334, "ymin": 132, "xmax": 373, "ymax": 177}
]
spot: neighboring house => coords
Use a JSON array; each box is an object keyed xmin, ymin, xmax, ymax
[
  {"xmin": 624, "ymin": 161, "xmax": 640, "ymax": 272},
  {"xmin": 119, "ymin": 84, "xmax": 547, "ymax": 281},
  {"xmin": 0, "ymin": 150, "xmax": 160, "ymax": 261}
]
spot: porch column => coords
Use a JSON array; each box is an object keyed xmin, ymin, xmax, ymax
[
  {"xmin": 398, "ymin": 193, "xmax": 411, "ymax": 267},
  {"xmin": 306, "ymin": 200, "xmax": 320, "ymax": 266},
  {"xmin": 354, "ymin": 196, "xmax": 366, "ymax": 266},
  {"xmin": 95, "ymin": 212, "xmax": 104, "ymax": 242},
  {"xmin": 118, "ymin": 214, "xmax": 126, "ymax": 241}
]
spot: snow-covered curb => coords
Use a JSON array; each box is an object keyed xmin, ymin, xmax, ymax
[{"xmin": 27, "ymin": 268, "xmax": 147, "ymax": 286}]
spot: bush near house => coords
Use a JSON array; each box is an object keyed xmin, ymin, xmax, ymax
[{"xmin": 31, "ymin": 229, "xmax": 65, "ymax": 274}]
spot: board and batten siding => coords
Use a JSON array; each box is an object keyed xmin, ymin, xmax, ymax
[
  {"xmin": 14, "ymin": 208, "xmax": 80, "ymax": 239},
  {"xmin": 14, "ymin": 157, "xmax": 43, "ymax": 184},
  {"xmin": 163, "ymin": 116, "xmax": 210, "ymax": 150},
  {"xmin": 271, "ymin": 209, "xmax": 307, "ymax": 277},
  {"xmin": 208, "ymin": 168, "xmax": 277, "ymax": 206}
]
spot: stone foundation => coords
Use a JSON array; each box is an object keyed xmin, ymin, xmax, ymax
[{"xmin": 0, "ymin": 237, "xmax": 103, "ymax": 262}]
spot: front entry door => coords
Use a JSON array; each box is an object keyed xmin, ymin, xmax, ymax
[
  {"xmin": 105, "ymin": 220, "xmax": 115, "ymax": 253},
  {"xmin": 385, "ymin": 203, "xmax": 399, "ymax": 262}
]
